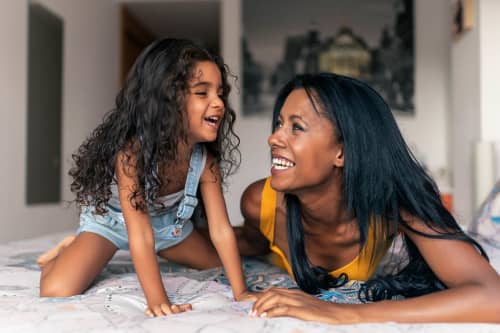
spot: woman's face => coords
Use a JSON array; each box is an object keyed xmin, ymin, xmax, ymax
[
  {"xmin": 184, "ymin": 61, "xmax": 225, "ymax": 144},
  {"xmin": 268, "ymin": 88, "xmax": 343, "ymax": 194}
]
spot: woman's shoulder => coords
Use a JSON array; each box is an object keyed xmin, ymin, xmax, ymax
[{"xmin": 241, "ymin": 178, "xmax": 268, "ymax": 221}]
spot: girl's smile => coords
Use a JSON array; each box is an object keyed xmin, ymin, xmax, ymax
[{"xmin": 185, "ymin": 61, "xmax": 225, "ymax": 144}]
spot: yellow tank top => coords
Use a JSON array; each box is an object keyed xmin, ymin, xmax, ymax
[{"xmin": 259, "ymin": 177, "xmax": 392, "ymax": 281}]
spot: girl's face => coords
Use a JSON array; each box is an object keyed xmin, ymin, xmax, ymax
[
  {"xmin": 184, "ymin": 61, "xmax": 225, "ymax": 144},
  {"xmin": 268, "ymin": 88, "xmax": 344, "ymax": 194}
]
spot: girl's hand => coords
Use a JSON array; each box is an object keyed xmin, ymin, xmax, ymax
[
  {"xmin": 145, "ymin": 303, "xmax": 192, "ymax": 317},
  {"xmin": 235, "ymin": 290, "xmax": 261, "ymax": 302},
  {"xmin": 249, "ymin": 287, "xmax": 358, "ymax": 324}
]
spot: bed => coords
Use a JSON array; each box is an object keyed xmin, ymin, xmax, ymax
[{"xmin": 0, "ymin": 232, "xmax": 499, "ymax": 333}]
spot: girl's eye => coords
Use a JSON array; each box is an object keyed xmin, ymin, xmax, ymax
[
  {"xmin": 194, "ymin": 91, "xmax": 207, "ymax": 96},
  {"xmin": 274, "ymin": 119, "xmax": 283, "ymax": 129},
  {"xmin": 292, "ymin": 123, "xmax": 304, "ymax": 131}
]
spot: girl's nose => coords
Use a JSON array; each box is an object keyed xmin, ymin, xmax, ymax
[{"xmin": 211, "ymin": 95, "xmax": 224, "ymax": 109}]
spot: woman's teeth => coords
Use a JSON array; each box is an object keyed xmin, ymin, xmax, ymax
[{"xmin": 272, "ymin": 157, "xmax": 295, "ymax": 169}]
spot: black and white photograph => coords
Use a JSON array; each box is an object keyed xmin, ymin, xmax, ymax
[{"xmin": 242, "ymin": 0, "xmax": 414, "ymax": 116}]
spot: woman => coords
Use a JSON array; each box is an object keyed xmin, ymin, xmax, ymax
[{"xmin": 238, "ymin": 73, "xmax": 500, "ymax": 323}]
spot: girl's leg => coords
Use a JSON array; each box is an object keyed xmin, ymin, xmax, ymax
[
  {"xmin": 157, "ymin": 229, "xmax": 221, "ymax": 269},
  {"xmin": 39, "ymin": 232, "xmax": 117, "ymax": 297},
  {"xmin": 37, "ymin": 235, "xmax": 76, "ymax": 268}
]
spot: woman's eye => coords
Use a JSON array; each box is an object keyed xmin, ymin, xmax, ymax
[
  {"xmin": 274, "ymin": 120, "xmax": 283, "ymax": 128},
  {"xmin": 194, "ymin": 91, "xmax": 207, "ymax": 96},
  {"xmin": 292, "ymin": 123, "xmax": 304, "ymax": 131}
]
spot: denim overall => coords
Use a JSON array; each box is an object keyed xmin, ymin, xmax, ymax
[{"xmin": 77, "ymin": 144, "xmax": 206, "ymax": 252}]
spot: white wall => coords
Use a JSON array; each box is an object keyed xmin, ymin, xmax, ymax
[
  {"xmin": 0, "ymin": 0, "xmax": 119, "ymax": 242},
  {"xmin": 396, "ymin": 0, "xmax": 450, "ymax": 175},
  {"xmin": 479, "ymin": 0, "xmax": 500, "ymax": 143},
  {"xmin": 0, "ymin": 0, "xmax": 458, "ymax": 240},
  {"xmin": 450, "ymin": 3, "xmax": 481, "ymax": 225},
  {"xmin": 225, "ymin": 0, "xmax": 453, "ymax": 225},
  {"xmin": 220, "ymin": 0, "xmax": 271, "ymax": 225},
  {"xmin": 450, "ymin": 0, "xmax": 500, "ymax": 225}
]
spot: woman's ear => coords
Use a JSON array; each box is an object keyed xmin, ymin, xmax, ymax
[{"xmin": 333, "ymin": 145, "xmax": 344, "ymax": 167}]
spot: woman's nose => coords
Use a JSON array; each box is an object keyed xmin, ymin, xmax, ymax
[{"xmin": 268, "ymin": 128, "xmax": 285, "ymax": 148}]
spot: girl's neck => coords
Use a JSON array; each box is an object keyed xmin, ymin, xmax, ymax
[{"xmin": 176, "ymin": 140, "xmax": 195, "ymax": 160}]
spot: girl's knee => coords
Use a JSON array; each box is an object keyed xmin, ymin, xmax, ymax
[{"xmin": 39, "ymin": 277, "xmax": 81, "ymax": 298}]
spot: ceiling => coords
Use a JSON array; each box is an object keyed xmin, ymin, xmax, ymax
[{"xmin": 124, "ymin": 1, "xmax": 220, "ymax": 52}]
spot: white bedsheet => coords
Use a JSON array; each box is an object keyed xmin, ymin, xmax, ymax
[{"xmin": 0, "ymin": 232, "xmax": 499, "ymax": 333}]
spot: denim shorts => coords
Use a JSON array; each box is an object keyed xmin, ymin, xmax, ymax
[{"xmin": 77, "ymin": 205, "xmax": 194, "ymax": 252}]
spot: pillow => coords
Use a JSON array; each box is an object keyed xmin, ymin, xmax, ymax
[{"xmin": 468, "ymin": 179, "xmax": 500, "ymax": 248}]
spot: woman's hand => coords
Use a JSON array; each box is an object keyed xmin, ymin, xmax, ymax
[
  {"xmin": 249, "ymin": 287, "xmax": 359, "ymax": 324},
  {"xmin": 144, "ymin": 303, "xmax": 192, "ymax": 317}
]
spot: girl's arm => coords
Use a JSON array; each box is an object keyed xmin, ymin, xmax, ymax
[
  {"xmin": 199, "ymin": 154, "xmax": 248, "ymax": 300},
  {"xmin": 116, "ymin": 151, "xmax": 190, "ymax": 316},
  {"xmin": 251, "ymin": 213, "xmax": 500, "ymax": 323}
]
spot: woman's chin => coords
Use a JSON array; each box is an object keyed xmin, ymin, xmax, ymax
[{"xmin": 270, "ymin": 176, "xmax": 293, "ymax": 193}]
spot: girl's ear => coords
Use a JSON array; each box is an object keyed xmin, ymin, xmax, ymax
[{"xmin": 333, "ymin": 144, "xmax": 344, "ymax": 167}]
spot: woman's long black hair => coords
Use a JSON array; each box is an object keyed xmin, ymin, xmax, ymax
[
  {"xmin": 272, "ymin": 73, "xmax": 487, "ymax": 300},
  {"xmin": 69, "ymin": 38, "xmax": 240, "ymax": 213}
]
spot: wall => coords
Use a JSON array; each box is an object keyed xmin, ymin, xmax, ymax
[
  {"xmin": 450, "ymin": 4, "xmax": 480, "ymax": 225},
  {"xmin": 479, "ymin": 0, "xmax": 500, "ymax": 143},
  {"xmin": 0, "ymin": 0, "xmax": 119, "ymax": 242},
  {"xmin": 397, "ymin": 0, "xmax": 450, "ymax": 174},
  {"xmin": 226, "ymin": 0, "xmax": 453, "ymax": 225},
  {"xmin": 451, "ymin": 0, "xmax": 500, "ymax": 225},
  {"xmin": 0, "ymin": 0, "xmax": 455, "ymax": 240}
]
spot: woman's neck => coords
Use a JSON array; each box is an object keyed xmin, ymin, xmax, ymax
[{"xmin": 294, "ymin": 175, "xmax": 351, "ymax": 232}]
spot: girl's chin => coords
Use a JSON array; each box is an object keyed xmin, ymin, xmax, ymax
[{"xmin": 189, "ymin": 134, "xmax": 218, "ymax": 144}]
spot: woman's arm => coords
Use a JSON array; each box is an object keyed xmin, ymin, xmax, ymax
[
  {"xmin": 116, "ymin": 151, "xmax": 189, "ymax": 316},
  {"xmin": 199, "ymin": 154, "xmax": 249, "ymax": 299},
  {"xmin": 234, "ymin": 179, "xmax": 271, "ymax": 256},
  {"xmin": 251, "ymin": 213, "xmax": 500, "ymax": 323}
]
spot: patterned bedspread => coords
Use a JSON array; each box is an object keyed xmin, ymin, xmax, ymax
[{"xmin": 0, "ymin": 232, "xmax": 499, "ymax": 332}]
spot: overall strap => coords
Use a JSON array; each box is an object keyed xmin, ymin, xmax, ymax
[{"xmin": 175, "ymin": 144, "xmax": 206, "ymax": 223}]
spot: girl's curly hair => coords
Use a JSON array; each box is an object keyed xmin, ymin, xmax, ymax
[{"xmin": 69, "ymin": 38, "xmax": 240, "ymax": 213}]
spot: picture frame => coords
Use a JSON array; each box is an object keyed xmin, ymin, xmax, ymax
[
  {"xmin": 242, "ymin": 0, "xmax": 415, "ymax": 117},
  {"xmin": 452, "ymin": 0, "xmax": 475, "ymax": 39}
]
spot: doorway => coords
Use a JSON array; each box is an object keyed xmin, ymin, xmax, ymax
[{"xmin": 120, "ymin": 1, "xmax": 221, "ymax": 85}]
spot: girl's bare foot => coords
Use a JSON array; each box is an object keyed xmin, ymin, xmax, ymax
[{"xmin": 37, "ymin": 235, "xmax": 76, "ymax": 268}]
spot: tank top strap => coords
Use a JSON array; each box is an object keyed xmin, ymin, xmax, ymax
[{"xmin": 260, "ymin": 176, "xmax": 277, "ymax": 243}]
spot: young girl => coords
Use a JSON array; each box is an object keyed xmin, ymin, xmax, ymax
[
  {"xmin": 238, "ymin": 73, "xmax": 500, "ymax": 323},
  {"xmin": 38, "ymin": 38, "xmax": 251, "ymax": 317}
]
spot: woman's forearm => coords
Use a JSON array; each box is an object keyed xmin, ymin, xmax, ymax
[{"xmin": 350, "ymin": 283, "xmax": 500, "ymax": 323}]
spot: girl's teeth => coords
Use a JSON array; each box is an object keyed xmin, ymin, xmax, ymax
[{"xmin": 206, "ymin": 116, "xmax": 219, "ymax": 124}]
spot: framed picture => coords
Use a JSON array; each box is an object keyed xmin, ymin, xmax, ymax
[
  {"xmin": 452, "ymin": 0, "xmax": 475, "ymax": 39},
  {"xmin": 242, "ymin": 0, "xmax": 414, "ymax": 116}
]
